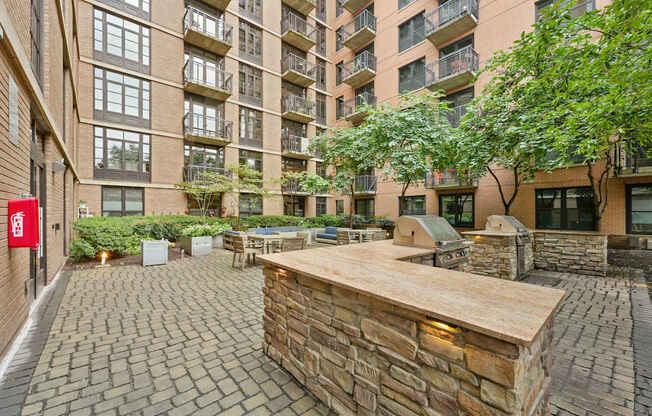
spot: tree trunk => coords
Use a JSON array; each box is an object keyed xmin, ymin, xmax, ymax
[
  {"xmin": 586, "ymin": 153, "xmax": 612, "ymax": 231},
  {"xmin": 399, "ymin": 179, "xmax": 411, "ymax": 216},
  {"xmin": 486, "ymin": 166, "xmax": 520, "ymax": 216}
]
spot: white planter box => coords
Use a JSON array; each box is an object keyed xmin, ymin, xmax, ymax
[
  {"xmin": 178, "ymin": 236, "xmax": 213, "ymax": 256},
  {"xmin": 141, "ymin": 240, "xmax": 168, "ymax": 266}
]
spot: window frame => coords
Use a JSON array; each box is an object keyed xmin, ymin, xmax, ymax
[
  {"xmin": 239, "ymin": 194, "xmax": 263, "ymax": 218},
  {"xmin": 399, "ymin": 195, "xmax": 426, "ymax": 216},
  {"xmin": 398, "ymin": 57, "xmax": 426, "ymax": 93},
  {"xmin": 355, "ymin": 198, "xmax": 375, "ymax": 218},
  {"xmin": 239, "ymin": 20, "xmax": 263, "ymax": 65},
  {"xmin": 316, "ymin": 58, "xmax": 327, "ymax": 91},
  {"xmin": 316, "ymin": 23, "xmax": 327, "ymax": 56},
  {"xmin": 94, "ymin": 67, "xmax": 151, "ymax": 128},
  {"xmin": 439, "ymin": 193, "xmax": 475, "ymax": 228},
  {"xmin": 101, "ymin": 186, "xmax": 144, "ymax": 217},
  {"xmin": 284, "ymin": 196, "xmax": 306, "ymax": 217},
  {"xmin": 398, "ymin": 12, "xmax": 425, "ymax": 53},
  {"xmin": 239, "ymin": 0, "xmax": 262, "ymax": 23},
  {"xmin": 184, "ymin": 143, "xmax": 225, "ymax": 170},
  {"xmin": 626, "ymin": 183, "xmax": 652, "ymax": 235},
  {"xmin": 316, "ymin": 93, "xmax": 327, "ymax": 125},
  {"xmin": 30, "ymin": 0, "xmax": 42, "ymax": 82},
  {"xmin": 535, "ymin": 186, "xmax": 596, "ymax": 231},
  {"xmin": 96, "ymin": 0, "xmax": 150, "ymax": 19},
  {"xmin": 239, "ymin": 63, "xmax": 263, "ymax": 106},
  {"xmin": 239, "ymin": 149, "xmax": 263, "ymax": 172},
  {"xmin": 94, "ymin": 127, "xmax": 151, "ymax": 182},
  {"xmin": 316, "ymin": 197, "xmax": 327, "ymax": 216},
  {"xmin": 239, "ymin": 106, "xmax": 263, "ymax": 148},
  {"xmin": 94, "ymin": 8, "xmax": 150, "ymax": 74}
]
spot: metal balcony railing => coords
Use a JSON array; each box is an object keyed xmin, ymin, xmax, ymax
[
  {"xmin": 623, "ymin": 144, "xmax": 652, "ymax": 173},
  {"xmin": 281, "ymin": 53, "xmax": 316, "ymax": 79},
  {"xmin": 426, "ymin": 46, "xmax": 479, "ymax": 84},
  {"xmin": 183, "ymin": 60, "xmax": 232, "ymax": 93},
  {"xmin": 340, "ymin": 50, "xmax": 376, "ymax": 80},
  {"xmin": 184, "ymin": 165, "xmax": 231, "ymax": 182},
  {"xmin": 184, "ymin": 7, "xmax": 233, "ymax": 45},
  {"xmin": 425, "ymin": 0, "xmax": 478, "ymax": 35},
  {"xmin": 447, "ymin": 104, "xmax": 468, "ymax": 127},
  {"xmin": 342, "ymin": 9, "xmax": 376, "ymax": 40},
  {"xmin": 282, "ymin": 94, "xmax": 316, "ymax": 117},
  {"xmin": 281, "ymin": 131, "xmax": 311, "ymax": 155},
  {"xmin": 354, "ymin": 175, "xmax": 377, "ymax": 193},
  {"xmin": 339, "ymin": 92, "xmax": 376, "ymax": 119},
  {"xmin": 281, "ymin": 12, "xmax": 317, "ymax": 41},
  {"xmin": 425, "ymin": 170, "xmax": 477, "ymax": 188},
  {"xmin": 183, "ymin": 112, "xmax": 233, "ymax": 141}
]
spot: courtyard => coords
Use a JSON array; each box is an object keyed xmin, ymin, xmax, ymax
[{"xmin": 0, "ymin": 249, "xmax": 650, "ymax": 416}]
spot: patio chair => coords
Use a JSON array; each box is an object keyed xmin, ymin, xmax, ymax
[
  {"xmin": 280, "ymin": 237, "xmax": 305, "ymax": 252},
  {"xmin": 232, "ymin": 236, "xmax": 259, "ymax": 270},
  {"xmin": 361, "ymin": 231, "xmax": 374, "ymax": 243},
  {"xmin": 336, "ymin": 229, "xmax": 358, "ymax": 245}
]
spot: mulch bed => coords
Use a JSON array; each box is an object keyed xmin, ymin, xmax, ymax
[{"xmin": 65, "ymin": 247, "xmax": 183, "ymax": 271}]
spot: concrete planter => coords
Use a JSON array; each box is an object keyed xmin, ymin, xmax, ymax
[
  {"xmin": 212, "ymin": 235, "xmax": 223, "ymax": 248},
  {"xmin": 141, "ymin": 240, "xmax": 168, "ymax": 266},
  {"xmin": 178, "ymin": 236, "xmax": 213, "ymax": 256}
]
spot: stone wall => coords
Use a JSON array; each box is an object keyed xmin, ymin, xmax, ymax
[
  {"xmin": 461, "ymin": 233, "xmax": 534, "ymax": 281},
  {"xmin": 262, "ymin": 265, "xmax": 554, "ymax": 416},
  {"xmin": 534, "ymin": 231, "xmax": 608, "ymax": 277}
]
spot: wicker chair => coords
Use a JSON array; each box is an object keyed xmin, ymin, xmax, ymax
[
  {"xmin": 336, "ymin": 229, "xmax": 358, "ymax": 245},
  {"xmin": 280, "ymin": 237, "xmax": 305, "ymax": 252},
  {"xmin": 231, "ymin": 236, "xmax": 259, "ymax": 270},
  {"xmin": 372, "ymin": 230, "xmax": 387, "ymax": 241}
]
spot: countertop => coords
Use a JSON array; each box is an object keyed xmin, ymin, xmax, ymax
[{"xmin": 259, "ymin": 240, "xmax": 565, "ymax": 346}]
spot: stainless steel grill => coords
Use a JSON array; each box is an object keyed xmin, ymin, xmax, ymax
[{"xmin": 393, "ymin": 215, "xmax": 471, "ymax": 269}]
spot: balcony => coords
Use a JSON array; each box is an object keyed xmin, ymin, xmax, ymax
[
  {"xmin": 201, "ymin": 0, "xmax": 231, "ymax": 11},
  {"xmin": 282, "ymin": 0, "xmax": 315, "ymax": 17},
  {"xmin": 340, "ymin": 51, "xmax": 376, "ymax": 87},
  {"xmin": 425, "ymin": 0, "xmax": 478, "ymax": 46},
  {"xmin": 339, "ymin": 92, "xmax": 376, "ymax": 124},
  {"xmin": 425, "ymin": 170, "xmax": 478, "ymax": 189},
  {"xmin": 281, "ymin": 131, "xmax": 312, "ymax": 159},
  {"xmin": 184, "ymin": 8, "xmax": 232, "ymax": 56},
  {"xmin": 183, "ymin": 60, "xmax": 232, "ymax": 101},
  {"xmin": 341, "ymin": 0, "xmax": 368, "ymax": 14},
  {"xmin": 425, "ymin": 46, "xmax": 478, "ymax": 92},
  {"xmin": 281, "ymin": 12, "xmax": 317, "ymax": 52},
  {"xmin": 183, "ymin": 165, "xmax": 231, "ymax": 182},
  {"xmin": 282, "ymin": 95, "xmax": 316, "ymax": 123},
  {"xmin": 281, "ymin": 54, "xmax": 316, "ymax": 87},
  {"xmin": 183, "ymin": 112, "xmax": 233, "ymax": 146},
  {"xmin": 354, "ymin": 175, "xmax": 377, "ymax": 195},
  {"xmin": 342, "ymin": 10, "xmax": 376, "ymax": 50},
  {"xmin": 617, "ymin": 145, "xmax": 652, "ymax": 177},
  {"xmin": 282, "ymin": 177, "xmax": 309, "ymax": 195}
]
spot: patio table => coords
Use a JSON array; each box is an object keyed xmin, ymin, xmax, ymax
[{"xmin": 247, "ymin": 234, "xmax": 282, "ymax": 254}]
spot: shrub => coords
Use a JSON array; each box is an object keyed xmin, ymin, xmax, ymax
[
  {"xmin": 69, "ymin": 238, "xmax": 96, "ymax": 262},
  {"xmin": 243, "ymin": 215, "xmax": 304, "ymax": 228},
  {"xmin": 300, "ymin": 214, "xmax": 343, "ymax": 228},
  {"xmin": 180, "ymin": 223, "xmax": 231, "ymax": 237}
]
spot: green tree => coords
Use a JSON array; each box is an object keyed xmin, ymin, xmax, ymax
[
  {"xmin": 175, "ymin": 169, "xmax": 233, "ymax": 223},
  {"xmin": 230, "ymin": 163, "xmax": 277, "ymax": 227}
]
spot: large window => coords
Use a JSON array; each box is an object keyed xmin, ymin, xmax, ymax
[
  {"xmin": 535, "ymin": 187, "xmax": 595, "ymax": 230},
  {"xmin": 398, "ymin": 12, "xmax": 425, "ymax": 53},
  {"xmin": 315, "ymin": 23, "xmax": 327, "ymax": 56},
  {"xmin": 239, "ymin": 0, "xmax": 262, "ymax": 23},
  {"xmin": 336, "ymin": 62, "xmax": 343, "ymax": 85},
  {"xmin": 283, "ymin": 157, "xmax": 307, "ymax": 173},
  {"xmin": 316, "ymin": 162, "xmax": 326, "ymax": 178},
  {"xmin": 102, "ymin": 187, "xmax": 144, "ymax": 217},
  {"xmin": 284, "ymin": 196, "xmax": 306, "ymax": 217},
  {"xmin": 239, "ymin": 149, "xmax": 263, "ymax": 172},
  {"xmin": 355, "ymin": 199, "xmax": 375, "ymax": 218},
  {"xmin": 439, "ymin": 193, "xmax": 474, "ymax": 227},
  {"xmin": 184, "ymin": 143, "xmax": 225, "ymax": 169},
  {"xmin": 398, "ymin": 57, "xmax": 425, "ymax": 92},
  {"xmin": 316, "ymin": 0, "xmax": 327, "ymax": 21},
  {"xmin": 627, "ymin": 184, "xmax": 652, "ymax": 235},
  {"xmin": 239, "ymin": 63, "xmax": 263, "ymax": 106},
  {"xmin": 94, "ymin": 68, "xmax": 150, "ymax": 127},
  {"xmin": 316, "ymin": 93, "xmax": 327, "ymax": 125},
  {"xmin": 94, "ymin": 9, "xmax": 150, "ymax": 73},
  {"xmin": 336, "ymin": 27, "xmax": 344, "ymax": 51},
  {"xmin": 239, "ymin": 107, "xmax": 263, "ymax": 148},
  {"xmin": 240, "ymin": 194, "xmax": 263, "ymax": 217},
  {"xmin": 316, "ymin": 197, "xmax": 328, "ymax": 216},
  {"xmin": 336, "ymin": 200, "xmax": 344, "ymax": 215},
  {"xmin": 94, "ymin": 127, "xmax": 150, "ymax": 181},
  {"xmin": 336, "ymin": 0, "xmax": 343, "ymax": 17},
  {"xmin": 31, "ymin": 0, "xmax": 42, "ymax": 81},
  {"xmin": 96, "ymin": 0, "xmax": 150, "ymax": 19},
  {"xmin": 399, "ymin": 195, "xmax": 426, "ymax": 215},
  {"xmin": 239, "ymin": 20, "xmax": 262, "ymax": 64},
  {"xmin": 316, "ymin": 58, "xmax": 327, "ymax": 90}
]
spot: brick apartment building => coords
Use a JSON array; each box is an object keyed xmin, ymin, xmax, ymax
[{"xmin": 0, "ymin": 0, "xmax": 650, "ymax": 360}]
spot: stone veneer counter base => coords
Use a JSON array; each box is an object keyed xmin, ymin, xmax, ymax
[{"xmin": 259, "ymin": 240, "xmax": 565, "ymax": 416}]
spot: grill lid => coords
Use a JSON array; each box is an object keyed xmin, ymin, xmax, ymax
[
  {"xmin": 485, "ymin": 215, "xmax": 529, "ymax": 234},
  {"xmin": 394, "ymin": 215, "xmax": 464, "ymax": 248}
]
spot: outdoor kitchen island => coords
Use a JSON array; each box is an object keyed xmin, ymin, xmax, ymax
[{"xmin": 259, "ymin": 240, "xmax": 565, "ymax": 416}]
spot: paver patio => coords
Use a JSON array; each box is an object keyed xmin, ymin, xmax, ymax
[{"xmin": 0, "ymin": 248, "xmax": 649, "ymax": 416}]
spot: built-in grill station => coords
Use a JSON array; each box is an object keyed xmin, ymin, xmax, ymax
[
  {"xmin": 393, "ymin": 215, "xmax": 471, "ymax": 270},
  {"xmin": 462, "ymin": 215, "xmax": 533, "ymax": 280}
]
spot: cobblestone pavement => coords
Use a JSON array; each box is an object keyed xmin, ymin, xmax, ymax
[{"xmin": 0, "ymin": 250, "xmax": 648, "ymax": 416}]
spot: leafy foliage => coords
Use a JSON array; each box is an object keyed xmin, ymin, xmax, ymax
[
  {"xmin": 180, "ymin": 223, "xmax": 232, "ymax": 238},
  {"xmin": 69, "ymin": 238, "xmax": 96, "ymax": 262}
]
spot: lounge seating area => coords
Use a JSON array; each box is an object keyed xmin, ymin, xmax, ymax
[{"xmin": 316, "ymin": 227, "xmax": 386, "ymax": 244}]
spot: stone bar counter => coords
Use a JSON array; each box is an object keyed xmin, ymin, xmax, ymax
[{"xmin": 259, "ymin": 240, "xmax": 565, "ymax": 416}]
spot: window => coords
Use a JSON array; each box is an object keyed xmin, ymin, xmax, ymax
[
  {"xmin": 316, "ymin": 162, "xmax": 326, "ymax": 178},
  {"xmin": 184, "ymin": 96, "xmax": 227, "ymax": 138},
  {"xmin": 336, "ymin": 27, "xmax": 344, "ymax": 51},
  {"xmin": 283, "ymin": 157, "xmax": 307, "ymax": 173},
  {"xmin": 398, "ymin": 12, "xmax": 425, "ymax": 53},
  {"xmin": 239, "ymin": 63, "xmax": 263, "ymax": 106},
  {"xmin": 316, "ymin": 0, "xmax": 327, "ymax": 21},
  {"xmin": 355, "ymin": 82, "xmax": 374, "ymax": 98},
  {"xmin": 444, "ymin": 87, "xmax": 473, "ymax": 127},
  {"xmin": 336, "ymin": 96, "xmax": 344, "ymax": 119},
  {"xmin": 239, "ymin": 150, "xmax": 263, "ymax": 172},
  {"xmin": 188, "ymin": 195, "xmax": 221, "ymax": 215},
  {"xmin": 96, "ymin": 0, "xmax": 150, "ymax": 19},
  {"xmin": 400, "ymin": 195, "xmax": 426, "ymax": 215},
  {"xmin": 627, "ymin": 184, "xmax": 652, "ymax": 235},
  {"xmin": 102, "ymin": 187, "xmax": 144, "ymax": 216},
  {"xmin": 535, "ymin": 0, "xmax": 593, "ymax": 21},
  {"xmin": 316, "ymin": 23, "xmax": 327, "ymax": 56},
  {"xmin": 439, "ymin": 193, "xmax": 474, "ymax": 227},
  {"xmin": 283, "ymin": 119, "xmax": 307, "ymax": 138},
  {"xmin": 239, "ymin": 107, "xmax": 263, "ymax": 147},
  {"xmin": 398, "ymin": 57, "xmax": 425, "ymax": 92},
  {"xmin": 239, "ymin": 0, "xmax": 262, "ymax": 23},
  {"xmin": 316, "ymin": 197, "xmax": 327, "ymax": 216},
  {"xmin": 94, "ymin": 9, "xmax": 150, "ymax": 73},
  {"xmin": 316, "ymin": 58, "xmax": 327, "ymax": 90},
  {"xmin": 31, "ymin": 0, "xmax": 42, "ymax": 80},
  {"xmin": 440, "ymin": 35, "xmax": 473, "ymax": 58},
  {"xmin": 535, "ymin": 187, "xmax": 595, "ymax": 230},
  {"xmin": 94, "ymin": 127, "xmax": 150, "ymax": 181},
  {"xmin": 184, "ymin": 143, "xmax": 225, "ymax": 169},
  {"xmin": 94, "ymin": 68, "xmax": 150, "ymax": 127},
  {"xmin": 284, "ymin": 196, "xmax": 306, "ymax": 217},
  {"xmin": 336, "ymin": 61, "xmax": 343, "ymax": 85},
  {"xmin": 355, "ymin": 199, "xmax": 375, "ymax": 218},
  {"xmin": 316, "ymin": 93, "xmax": 327, "ymax": 125},
  {"xmin": 399, "ymin": 0, "xmax": 416, "ymax": 10},
  {"xmin": 240, "ymin": 194, "xmax": 263, "ymax": 218},
  {"xmin": 336, "ymin": 200, "xmax": 344, "ymax": 215},
  {"xmin": 239, "ymin": 20, "xmax": 262, "ymax": 64},
  {"xmin": 336, "ymin": 0, "xmax": 343, "ymax": 17}
]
